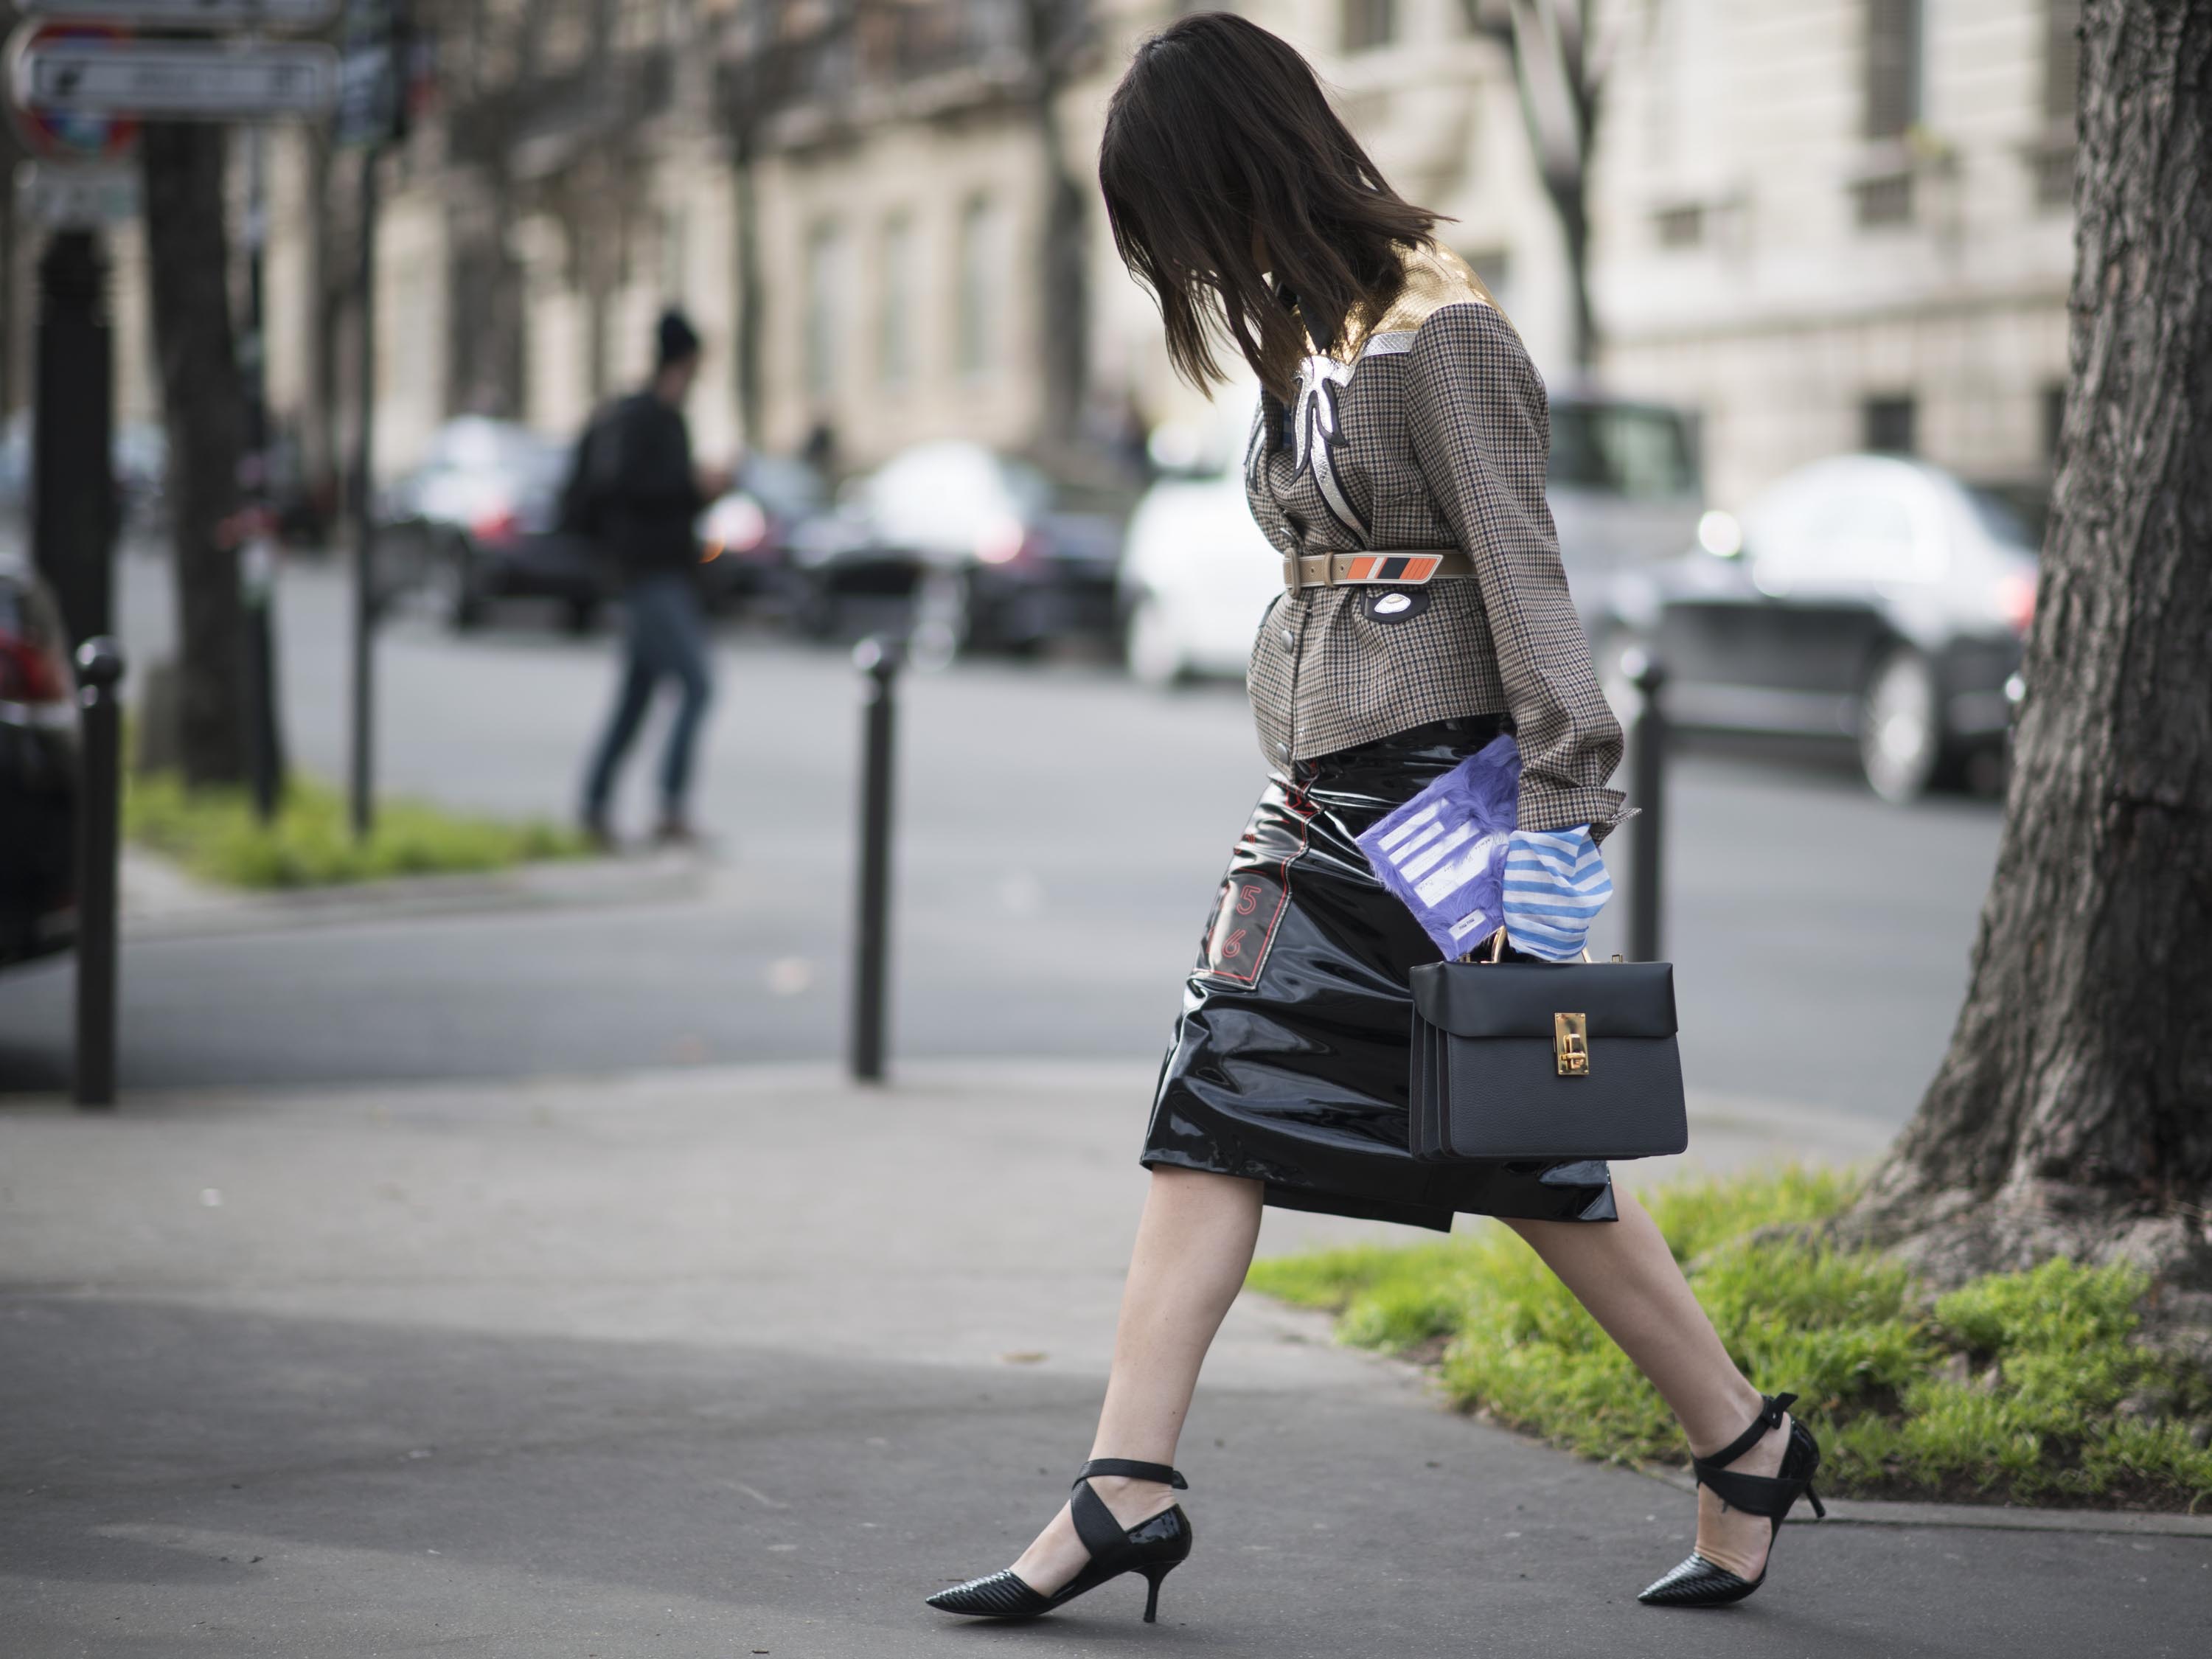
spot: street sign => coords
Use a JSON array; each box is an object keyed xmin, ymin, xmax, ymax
[
  {"xmin": 20, "ymin": 0, "xmax": 339, "ymax": 29},
  {"xmin": 13, "ymin": 36, "xmax": 338, "ymax": 119},
  {"xmin": 21, "ymin": 160, "xmax": 140, "ymax": 226},
  {"xmin": 3, "ymin": 24, "xmax": 139, "ymax": 161}
]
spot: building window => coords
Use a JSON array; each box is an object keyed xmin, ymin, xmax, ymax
[
  {"xmin": 1854, "ymin": 172, "xmax": 1914, "ymax": 227},
  {"xmin": 1864, "ymin": 0, "xmax": 1921, "ymax": 140},
  {"xmin": 804, "ymin": 220, "xmax": 844, "ymax": 402},
  {"xmin": 1341, "ymin": 0, "xmax": 1395, "ymax": 52},
  {"xmin": 2034, "ymin": 0, "xmax": 2081, "ymax": 209},
  {"xmin": 1863, "ymin": 394, "xmax": 1916, "ymax": 455},
  {"xmin": 877, "ymin": 212, "xmax": 914, "ymax": 390},
  {"xmin": 660, "ymin": 205, "xmax": 689, "ymax": 307},
  {"xmin": 1655, "ymin": 204, "xmax": 1705, "ymax": 248},
  {"xmin": 2044, "ymin": 0, "xmax": 2081, "ymax": 121},
  {"xmin": 954, "ymin": 195, "xmax": 998, "ymax": 381}
]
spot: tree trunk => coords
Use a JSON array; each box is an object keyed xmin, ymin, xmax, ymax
[
  {"xmin": 0, "ymin": 134, "xmax": 19, "ymax": 421},
  {"xmin": 732, "ymin": 139, "xmax": 763, "ymax": 444},
  {"xmin": 448, "ymin": 174, "xmax": 525, "ymax": 417},
  {"xmin": 141, "ymin": 123, "xmax": 251, "ymax": 787},
  {"xmin": 1468, "ymin": 0, "xmax": 1603, "ymax": 370},
  {"xmin": 1845, "ymin": 0, "xmax": 2212, "ymax": 1299},
  {"xmin": 301, "ymin": 126, "xmax": 341, "ymax": 521},
  {"xmin": 1546, "ymin": 159, "xmax": 1595, "ymax": 372},
  {"xmin": 1026, "ymin": 0, "xmax": 1088, "ymax": 451}
]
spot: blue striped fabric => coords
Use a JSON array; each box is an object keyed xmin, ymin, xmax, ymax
[{"xmin": 1501, "ymin": 827, "xmax": 1613, "ymax": 961}]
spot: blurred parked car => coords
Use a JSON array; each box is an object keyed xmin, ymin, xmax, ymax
[
  {"xmin": 695, "ymin": 452, "xmax": 826, "ymax": 615},
  {"xmin": 1545, "ymin": 389, "xmax": 1707, "ymax": 615},
  {"xmin": 380, "ymin": 417, "xmax": 608, "ymax": 633},
  {"xmin": 787, "ymin": 440, "xmax": 1123, "ymax": 653},
  {"xmin": 1119, "ymin": 418, "xmax": 1282, "ymax": 686},
  {"xmin": 1598, "ymin": 453, "xmax": 2039, "ymax": 801},
  {"xmin": 0, "ymin": 550, "xmax": 78, "ymax": 970}
]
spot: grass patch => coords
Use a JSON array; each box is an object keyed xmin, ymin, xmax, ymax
[
  {"xmin": 1246, "ymin": 1167, "xmax": 2212, "ymax": 1512},
  {"xmin": 127, "ymin": 771, "xmax": 590, "ymax": 889}
]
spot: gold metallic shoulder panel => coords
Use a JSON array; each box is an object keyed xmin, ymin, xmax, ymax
[{"xmin": 1337, "ymin": 243, "xmax": 1512, "ymax": 361}]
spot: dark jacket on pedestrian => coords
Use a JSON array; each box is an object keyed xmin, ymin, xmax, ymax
[{"xmin": 589, "ymin": 392, "xmax": 704, "ymax": 584}]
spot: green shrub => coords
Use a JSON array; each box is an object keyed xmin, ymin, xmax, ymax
[
  {"xmin": 1245, "ymin": 1167, "xmax": 2212, "ymax": 1511},
  {"xmin": 127, "ymin": 771, "xmax": 590, "ymax": 889}
]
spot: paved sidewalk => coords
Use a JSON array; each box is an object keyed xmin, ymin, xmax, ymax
[{"xmin": 1, "ymin": 1063, "xmax": 2203, "ymax": 1657}]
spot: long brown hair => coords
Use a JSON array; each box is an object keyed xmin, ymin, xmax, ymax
[{"xmin": 1098, "ymin": 12, "xmax": 1441, "ymax": 400}]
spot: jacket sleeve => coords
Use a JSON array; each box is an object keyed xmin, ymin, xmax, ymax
[{"xmin": 1405, "ymin": 303, "xmax": 1627, "ymax": 837}]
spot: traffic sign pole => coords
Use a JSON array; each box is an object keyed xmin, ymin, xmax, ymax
[
  {"xmin": 341, "ymin": 0, "xmax": 403, "ymax": 842},
  {"xmin": 347, "ymin": 135, "xmax": 378, "ymax": 841},
  {"xmin": 240, "ymin": 121, "xmax": 284, "ymax": 822}
]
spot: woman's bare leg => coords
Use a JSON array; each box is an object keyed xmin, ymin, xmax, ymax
[
  {"xmin": 1009, "ymin": 1166, "xmax": 1265, "ymax": 1594},
  {"xmin": 1505, "ymin": 1189, "xmax": 1790, "ymax": 1579}
]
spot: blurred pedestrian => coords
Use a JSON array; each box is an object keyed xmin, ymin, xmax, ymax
[
  {"xmin": 577, "ymin": 311, "xmax": 728, "ymax": 848},
  {"xmin": 925, "ymin": 13, "xmax": 1822, "ymax": 1628}
]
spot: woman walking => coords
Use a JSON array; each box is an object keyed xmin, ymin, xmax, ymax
[{"xmin": 927, "ymin": 13, "xmax": 1820, "ymax": 1624}]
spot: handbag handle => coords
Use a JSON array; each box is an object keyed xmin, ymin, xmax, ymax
[{"xmin": 1466, "ymin": 927, "xmax": 1595, "ymax": 965}]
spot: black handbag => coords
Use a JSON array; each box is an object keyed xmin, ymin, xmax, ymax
[{"xmin": 1408, "ymin": 935, "xmax": 1687, "ymax": 1162}]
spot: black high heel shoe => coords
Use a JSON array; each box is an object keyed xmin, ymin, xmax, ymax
[
  {"xmin": 1639, "ymin": 1391, "xmax": 1826, "ymax": 1608},
  {"xmin": 925, "ymin": 1458, "xmax": 1194, "ymax": 1624}
]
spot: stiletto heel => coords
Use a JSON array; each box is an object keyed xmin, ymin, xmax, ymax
[
  {"xmin": 1141, "ymin": 1562, "xmax": 1175, "ymax": 1623},
  {"xmin": 1638, "ymin": 1391, "xmax": 1825, "ymax": 1608},
  {"xmin": 925, "ymin": 1458, "xmax": 1195, "ymax": 1623}
]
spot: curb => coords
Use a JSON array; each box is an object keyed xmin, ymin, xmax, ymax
[{"xmin": 1641, "ymin": 1467, "xmax": 2212, "ymax": 1536}]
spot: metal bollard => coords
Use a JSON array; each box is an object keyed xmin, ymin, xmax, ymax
[
  {"xmin": 1626, "ymin": 653, "xmax": 1668, "ymax": 964},
  {"xmin": 74, "ymin": 636, "xmax": 125, "ymax": 1109},
  {"xmin": 849, "ymin": 635, "xmax": 903, "ymax": 1082}
]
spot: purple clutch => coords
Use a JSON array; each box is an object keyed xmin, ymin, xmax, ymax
[{"xmin": 1356, "ymin": 733, "xmax": 1520, "ymax": 959}]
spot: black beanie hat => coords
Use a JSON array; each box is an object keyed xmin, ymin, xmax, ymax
[{"xmin": 656, "ymin": 309, "xmax": 702, "ymax": 370}]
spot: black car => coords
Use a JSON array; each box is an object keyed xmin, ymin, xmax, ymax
[
  {"xmin": 696, "ymin": 453, "xmax": 827, "ymax": 616},
  {"xmin": 1596, "ymin": 454, "xmax": 2039, "ymax": 800},
  {"xmin": 787, "ymin": 441, "xmax": 1124, "ymax": 655},
  {"xmin": 0, "ymin": 552, "xmax": 78, "ymax": 969},
  {"xmin": 381, "ymin": 418, "xmax": 608, "ymax": 633}
]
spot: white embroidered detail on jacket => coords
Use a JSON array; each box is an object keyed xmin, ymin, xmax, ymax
[{"xmin": 1291, "ymin": 352, "xmax": 1363, "ymax": 541}]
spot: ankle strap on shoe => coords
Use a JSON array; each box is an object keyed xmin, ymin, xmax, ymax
[
  {"xmin": 1702, "ymin": 1392, "xmax": 1796, "ymax": 1472},
  {"xmin": 1075, "ymin": 1458, "xmax": 1187, "ymax": 1490}
]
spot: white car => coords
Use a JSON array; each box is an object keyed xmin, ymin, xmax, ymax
[{"xmin": 1119, "ymin": 466, "xmax": 1284, "ymax": 686}]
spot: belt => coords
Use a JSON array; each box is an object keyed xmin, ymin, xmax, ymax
[{"xmin": 1282, "ymin": 550, "xmax": 1475, "ymax": 592}]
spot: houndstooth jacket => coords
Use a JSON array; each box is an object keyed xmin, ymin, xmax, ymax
[{"xmin": 1243, "ymin": 243, "xmax": 1626, "ymax": 837}]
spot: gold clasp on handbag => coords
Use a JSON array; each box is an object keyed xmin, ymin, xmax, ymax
[{"xmin": 1554, "ymin": 1012, "xmax": 1590, "ymax": 1077}]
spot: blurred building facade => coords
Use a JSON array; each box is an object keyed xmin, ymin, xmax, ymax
[
  {"xmin": 11, "ymin": 1, "xmax": 2080, "ymax": 522},
  {"xmin": 1590, "ymin": 0, "xmax": 2080, "ymax": 512}
]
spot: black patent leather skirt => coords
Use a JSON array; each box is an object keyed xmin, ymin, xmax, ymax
[{"xmin": 1141, "ymin": 715, "xmax": 1617, "ymax": 1232}]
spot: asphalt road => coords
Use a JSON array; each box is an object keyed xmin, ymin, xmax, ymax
[{"xmin": 0, "ymin": 549, "xmax": 2003, "ymax": 1120}]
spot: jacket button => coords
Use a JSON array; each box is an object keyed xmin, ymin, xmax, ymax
[
  {"xmin": 1276, "ymin": 741, "xmax": 1291, "ymax": 758},
  {"xmin": 1279, "ymin": 627, "xmax": 1296, "ymax": 650}
]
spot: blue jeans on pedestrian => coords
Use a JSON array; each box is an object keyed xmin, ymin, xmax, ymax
[{"xmin": 582, "ymin": 571, "xmax": 714, "ymax": 821}]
